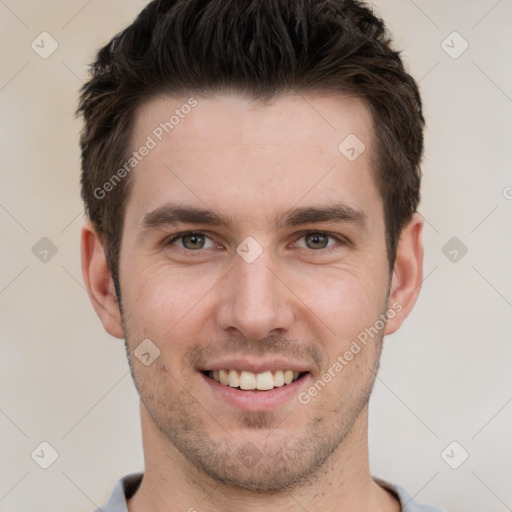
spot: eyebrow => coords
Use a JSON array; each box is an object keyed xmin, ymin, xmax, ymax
[{"xmin": 139, "ymin": 201, "xmax": 367, "ymax": 238}]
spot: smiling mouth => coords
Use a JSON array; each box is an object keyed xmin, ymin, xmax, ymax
[{"xmin": 204, "ymin": 369, "xmax": 307, "ymax": 391}]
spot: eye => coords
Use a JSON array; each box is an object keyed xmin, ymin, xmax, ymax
[
  {"xmin": 293, "ymin": 232, "xmax": 341, "ymax": 250},
  {"xmin": 165, "ymin": 231, "xmax": 217, "ymax": 250}
]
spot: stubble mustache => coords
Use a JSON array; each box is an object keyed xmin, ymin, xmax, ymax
[{"xmin": 186, "ymin": 333, "xmax": 326, "ymax": 373}]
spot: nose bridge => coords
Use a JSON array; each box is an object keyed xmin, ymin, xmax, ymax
[{"xmin": 215, "ymin": 249, "xmax": 294, "ymax": 339}]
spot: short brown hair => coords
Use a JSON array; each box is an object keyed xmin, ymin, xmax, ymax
[{"xmin": 78, "ymin": 0, "xmax": 424, "ymax": 292}]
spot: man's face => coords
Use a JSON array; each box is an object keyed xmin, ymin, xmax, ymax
[{"xmin": 118, "ymin": 92, "xmax": 392, "ymax": 490}]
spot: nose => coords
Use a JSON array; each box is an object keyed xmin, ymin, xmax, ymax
[{"xmin": 214, "ymin": 251, "xmax": 295, "ymax": 341}]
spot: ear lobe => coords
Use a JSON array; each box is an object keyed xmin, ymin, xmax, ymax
[
  {"xmin": 385, "ymin": 213, "xmax": 424, "ymax": 336},
  {"xmin": 81, "ymin": 221, "xmax": 124, "ymax": 339}
]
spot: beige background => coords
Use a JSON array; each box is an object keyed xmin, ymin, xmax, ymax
[{"xmin": 1, "ymin": 1, "xmax": 511, "ymax": 511}]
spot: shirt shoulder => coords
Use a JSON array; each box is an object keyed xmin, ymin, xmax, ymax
[
  {"xmin": 92, "ymin": 473, "xmax": 143, "ymax": 512},
  {"xmin": 376, "ymin": 478, "xmax": 446, "ymax": 512}
]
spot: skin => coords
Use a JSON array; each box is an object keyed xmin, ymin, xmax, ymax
[{"xmin": 82, "ymin": 92, "xmax": 423, "ymax": 512}]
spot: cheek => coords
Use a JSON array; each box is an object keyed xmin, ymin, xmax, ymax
[
  {"xmin": 290, "ymin": 264, "xmax": 387, "ymax": 333},
  {"xmin": 121, "ymin": 259, "xmax": 219, "ymax": 342}
]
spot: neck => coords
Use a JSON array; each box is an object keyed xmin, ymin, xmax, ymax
[{"xmin": 127, "ymin": 401, "xmax": 399, "ymax": 512}]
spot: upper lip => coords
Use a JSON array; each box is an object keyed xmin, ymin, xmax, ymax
[{"xmin": 201, "ymin": 358, "xmax": 310, "ymax": 374}]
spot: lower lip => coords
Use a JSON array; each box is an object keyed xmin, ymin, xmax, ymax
[{"xmin": 201, "ymin": 373, "xmax": 310, "ymax": 412}]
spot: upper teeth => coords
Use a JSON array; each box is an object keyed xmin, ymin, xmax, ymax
[{"xmin": 210, "ymin": 369, "xmax": 301, "ymax": 390}]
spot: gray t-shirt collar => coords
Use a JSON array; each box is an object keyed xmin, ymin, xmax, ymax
[{"xmin": 93, "ymin": 473, "xmax": 444, "ymax": 512}]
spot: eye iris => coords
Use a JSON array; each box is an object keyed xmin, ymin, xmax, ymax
[
  {"xmin": 305, "ymin": 233, "xmax": 328, "ymax": 249},
  {"xmin": 183, "ymin": 233, "xmax": 205, "ymax": 249}
]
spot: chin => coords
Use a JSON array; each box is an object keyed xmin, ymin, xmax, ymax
[{"xmin": 171, "ymin": 425, "xmax": 340, "ymax": 493}]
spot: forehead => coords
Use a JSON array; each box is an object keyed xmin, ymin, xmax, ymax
[
  {"xmin": 132, "ymin": 91, "xmax": 374, "ymax": 154},
  {"xmin": 125, "ymin": 91, "xmax": 380, "ymax": 231}
]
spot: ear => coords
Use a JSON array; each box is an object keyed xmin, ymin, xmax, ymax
[
  {"xmin": 81, "ymin": 221, "xmax": 124, "ymax": 339},
  {"xmin": 385, "ymin": 213, "xmax": 424, "ymax": 335}
]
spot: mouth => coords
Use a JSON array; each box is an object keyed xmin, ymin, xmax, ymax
[
  {"xmin": 199, "ymin": 359, "xmax": 312, "ymax": 411},
  {"xmin": 203, "ymin": 369, "xmax": 306, "ymax": 391}
]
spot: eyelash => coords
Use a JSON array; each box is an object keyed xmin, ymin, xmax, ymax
[{"xmin": 163, "ymin": 230, "xmax": 346, "ymax": 253}]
